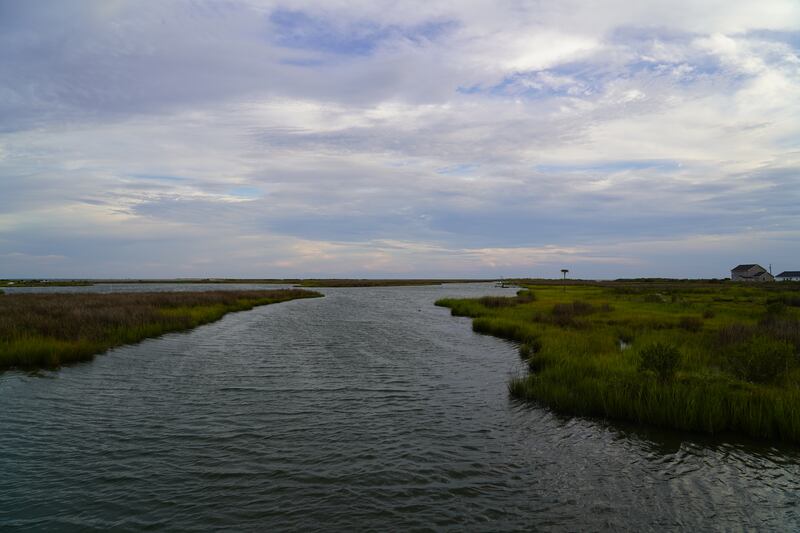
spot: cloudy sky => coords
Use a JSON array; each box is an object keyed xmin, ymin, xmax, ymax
[{"xmin": 1, "ymin": 0, "xmax": 798, "ymax": 279}]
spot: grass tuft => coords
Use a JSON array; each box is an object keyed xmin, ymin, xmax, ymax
[{"xmin": 639, "ymin": 342, "xmax": 681, "ymax": 382}]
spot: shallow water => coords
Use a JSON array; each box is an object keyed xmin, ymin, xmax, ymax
[{"xmin": 1, "ymin": 283, "xmax": 798, "ymax": 531}]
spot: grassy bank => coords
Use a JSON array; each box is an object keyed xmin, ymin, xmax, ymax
[
  {"xmin": 0, "ymin": 289, "xmax": 321, "ymax": 371},
  {"xmin": 437, "ymin": 282, "xmax": 800, "ymax": 442}
]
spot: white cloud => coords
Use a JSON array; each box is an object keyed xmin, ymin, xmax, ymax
[{"xmin": 0, "ymin": 0, "xmax": 798, "ymax": 277}]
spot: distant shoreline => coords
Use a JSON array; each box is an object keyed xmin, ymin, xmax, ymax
[
  {"xmin": 3, "ymin": 277, "xmax": 795, "ymax": 291},
  {"xmin": 2, "ymin": 278, "xmax": 494, "ymax": 288}
]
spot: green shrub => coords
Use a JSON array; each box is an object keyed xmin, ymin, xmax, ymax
[
  {"xmin": 759, "ymin": 316, "xmax": 800, "ymax": 350},
  {"xmin": 552, "ymin": 300, "xmax": 594, "ymax": 316},
  {"xmin": 766, "ymin": 302, "xmax": 788, "ymax": 316},
  {"xmin": 617, "ymin": 329, "xmax": 634, "ymax": 345},
  {"xmin": 639, "ymin": 342, "xmax": 681, "ymax": 382},
  {"xmin": 527, "ymin": 355, "xmax": 546, "ymax": 373},
  {"xmin": 515, "ymin": 290, "xmax": 536, "ymax": 303},
  {"xmin": 519, "ymin": 339, "xmax": 542, "ymax": 359},
  {"xmin": 476, "ymin": 292, "xmax": 536, "ymax": 308},
  {"xmin": 472, "ymin": 318, "xmax": 535, "ymax": 343},
  {"xmin": 724, "ymin": 336, "xmax": 796, "ymax": 384},
  {"xmin": 717, "ymin": 323, "xmax": 754, "ymax": 346},
  {"xmin": 678, "ymin": 316, "xmax": 703, "ymax": 332},
  {"xmin": 550, "ymin": 300, "xmax": 595, "ymax": 327},
  {"xmin": 478, "ymin": 296, "xmax": 516, "ymax": 308},
  {"xmin": 571, "ymin": 300, "xmax": 595, "ymax": 315},
  {"xmin": 768, "ymin": 294, "xmax": 800, "ymax": 307}
]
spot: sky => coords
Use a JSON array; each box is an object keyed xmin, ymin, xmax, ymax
[{"xmin": 1, "ymin": 0, "xmax": 799, "ymax": 279}]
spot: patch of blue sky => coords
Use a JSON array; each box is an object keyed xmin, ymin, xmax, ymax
[
  {"xmin": 553, "ymin": 55, "xmax": 721, "ymax": 87},
  {"xmin": 279, "ymin": 57, "xmax": 326, "ymax": 67},
  {"xmin": 627, "ymin": 57, "xmax": 726, "ymax": 85},
  {"xmin": 735, "ymin": 29, "xmax": 800, "ymax": 50},
  {"xmin": 227, "ymin": 186, "xmax": 262, "ymax": 199},
  {"xmin": 535, "ymin": 160, "xmax": 682, "ymax": 174},
  {"xmin": 270, "ymin": 9, "xmax": 379, "ymax": 55},
  {"xmin": 459, "ymin": 67, "xmax": 601, "ymax": 99},
  {"xmin": 605, "ymin": 27, "xmax": 735, "ymax": 80},
  {"xmin": 399, "ymin": 19, "xmax": 458, "ymax": 43},
  {"xmin": 459, "ymin": 50, "xmax": 727, "ymax": 100},
  {"xmin": 269, "ymin": 9, "xmax": 456, "ymax": 56},
  {"xmin": 436, "ymin": 163, "xmax": 478, "ymax": 176},
  {"xmin": 458, "ymin": 57, "xmax": 621, "ymax": 99},
  {"xmin": 456, "ymin": 85, "xmax": 483, "ymax": 95},
  {"xmin": 608, "ymin": 25, "xmax": 696, "ymax": 45}
]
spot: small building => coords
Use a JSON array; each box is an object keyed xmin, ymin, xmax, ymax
[
  {"xmin": 731, "ymin": 264, "xmax": 774, "ymax": 282},
  {"xmin": 776, "ymin": 271, "xmax": 800, "ymax": 282}
]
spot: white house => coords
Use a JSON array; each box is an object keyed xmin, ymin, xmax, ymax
[
  {"xmin": 776, "ymin": 271, "xmax": 800, "ymax": 282},
  {"xmin": 731, "ymin": 264, "xmax": 774, "ymax": 282}
]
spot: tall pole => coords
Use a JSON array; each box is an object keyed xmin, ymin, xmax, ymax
[{"xmin": 561, "ymin": 269, "xmax": 569, "ymax": 292}]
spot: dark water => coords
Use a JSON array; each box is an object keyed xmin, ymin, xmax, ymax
[{"xmin": 1, "ymin": 284, "xmax": 798, "ymax": 531}]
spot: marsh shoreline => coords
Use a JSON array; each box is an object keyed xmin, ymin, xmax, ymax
[
  {"xmin": 0, "ymin": 289, "xmax": 322, "ymax": 371},
  {"xmin": 438, "ymin": 281, "xmax": 800, "ymax": 442}
]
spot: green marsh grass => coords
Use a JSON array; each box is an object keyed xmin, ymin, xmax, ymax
[
  {"xmin": 0, "ymin": 289, "xmax": 321, "ymax": 371},
  {"xmin": 437, "ymin": 282, "xmax": 800, "ymax": 442}
]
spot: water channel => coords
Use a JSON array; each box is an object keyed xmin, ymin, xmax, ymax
[{"xmin": 1, "ymin": 283, "xmax": 798, "ymax": 530}]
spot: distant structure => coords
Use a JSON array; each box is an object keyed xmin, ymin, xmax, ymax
[
  {"xmin": 731, "ymin": 264, "xmax": 774, "ymax": 282},
  {"xmin": 776, "ymin": 271, "xmax": 800, "ymax": 282}
]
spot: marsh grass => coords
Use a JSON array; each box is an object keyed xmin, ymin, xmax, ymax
[
  {"xmin": 639, "ymin": 342, "xmax": 681, "ymax": 382},
  {"xmin": 437, "ymin": 282, "xmax": 800, "ymax": 442},
  {"xmin": 0, "ymin": 289, "xmax": 321, "ymax": 371}
]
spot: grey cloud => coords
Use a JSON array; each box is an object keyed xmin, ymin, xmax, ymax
[{"xmin": 1, "ymin": 0, "xmax": 799, "ymax": 277}]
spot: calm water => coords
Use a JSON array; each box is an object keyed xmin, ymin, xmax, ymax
[{"xmin": 1, "ymin": 284, "xmax": 798, "ymax": 531}]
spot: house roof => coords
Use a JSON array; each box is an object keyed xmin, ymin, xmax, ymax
[
  {"xmin": 776, "ymin": 271, "xmax": 800, "ymax": 277},
  {"xmin": 732, "ymin": 264, "xmax": 761, "ymax": 272}
]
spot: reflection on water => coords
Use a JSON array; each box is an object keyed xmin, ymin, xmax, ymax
[{"xmin": 1, "ymin": 283, "xmax": 798, "ymax": 531}]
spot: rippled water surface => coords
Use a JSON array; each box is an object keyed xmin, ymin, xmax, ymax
[{"xmin": 1, "ymin": 283, "xmax": 798, "ymax": 531}]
